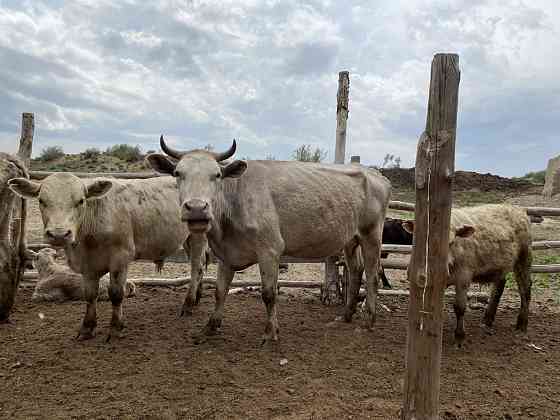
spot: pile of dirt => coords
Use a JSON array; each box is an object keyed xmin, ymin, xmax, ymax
[{"xmin": 380, "ymin": 167, "xmax": 538, "ymax": 193}]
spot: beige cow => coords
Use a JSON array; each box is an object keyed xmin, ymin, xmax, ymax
[
  {"xmin": 9, "ymin": 173, "xmax": 204, "ymax": 340},
  {"xmin": 147, "ymin": 137, "xmax": 392, "ymax": 343},
  {"xmin": 403, "ymin": 204, "xmax": 532, "ymax": 346}
]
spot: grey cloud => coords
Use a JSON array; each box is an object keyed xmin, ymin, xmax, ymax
[{"xmin": 283, "ymin": 42, "xmax": 338, "ymax": 76}]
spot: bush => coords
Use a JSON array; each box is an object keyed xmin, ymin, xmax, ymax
[
  {"xmin": 519, "ymin": 170, "xmax": 546, "ymax": 185},
  {"xmin": 292, "ymin": 145, "xmax": 327, "ymax": 162},
  {"xmin": 106, "ymin": 144, "xmax": 143, "ymax": 162},
  {"xmin": 83, "ymin": 148, "xmax": 101, "ymax": 160},
  {"xmin": 39, "ymin": 146, "xmax": 64, "ymax": 162}
]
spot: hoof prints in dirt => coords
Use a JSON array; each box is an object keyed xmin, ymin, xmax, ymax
[{"xmin": 1, "ymin": 288, "xmax": 559, "ymax": 419}]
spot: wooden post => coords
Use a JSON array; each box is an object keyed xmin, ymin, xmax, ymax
[
  {"xmin": 401, "ymin": 54, "xmax": 460, "ymax": 420},
  {"xmin": 18, "ymin": 113, "xmax": 34, "ymax": 167},
  {"xmin": 334, "ymin": 71, "xmax": 350, "ymax": 164},
  {"xmin": 322, "ymin": 71, "xmax": 350, "ymax": 304}
]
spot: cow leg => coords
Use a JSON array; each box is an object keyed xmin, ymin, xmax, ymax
[
  {"xmin": 77, "ymin": 273, "xmax": 101, "ymax": 340},
  {"xmin": 483, "ymin": 273, "xmax": 506, "ymax": 328},
  {"xmin": 181, "ymin": 233, "xmax": 206, "ymax": 317},
  {"xmin": 259, "ymin": 256, "xmax": 280, "ymax": 343},
  {"xmin": 453, "ymin": 274, "xmax": 470, "ymax": 347},
  {"xmin": 343, "ymin": 242, "xmax": 364, "ymax": 322},
  {"xmin": 514, "ymin": 247, "xmax": 532, "ymax": 332},
  {"xmin": 379, "ymin": 266, "xmax": 392, "ymax": 289},
  {"xmin": 203, "ymin": 262, "xmax": 235, "ymax": 336},
  {"xmin": 360, "ymin": 229, "xmax": 382, "ymax": 330},
  {"xmin": 107, "ymin": 268, "xmax": 128, "ymax": 341}
]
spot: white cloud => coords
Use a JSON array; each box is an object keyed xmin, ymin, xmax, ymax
[{"xmin": 0, "ymin": 0, "xmax": 558, "ymax": 176}]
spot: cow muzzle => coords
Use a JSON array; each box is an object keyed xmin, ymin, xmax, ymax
[
  {"xmin": 45, "ymin": 228, "xmax": 73, "ymax": 247},
  {"xmin": 182, "ymin": 199, "xmax": 211, "ymax": 232}
]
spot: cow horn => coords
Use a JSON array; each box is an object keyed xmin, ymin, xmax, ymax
[
  {"xmin": 160, "ymin": 135, "xmax": 185, "ymax": 159},
  {"xmin": 214, "ymin": 139, "xmax": 237, "ymax": 162}
]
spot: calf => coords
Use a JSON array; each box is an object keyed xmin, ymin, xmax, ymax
[
  {"xmin": 29, "ymin": 248, "xmax": 135, "ymax": 303},
  {"xmin": 9, "ymin": 173, "xmax": 200, "ymax": 340},
  {"xmin": 403, "ymin": 204, "xmax": 532, "ymax": 346}
]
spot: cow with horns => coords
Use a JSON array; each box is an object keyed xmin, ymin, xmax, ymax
[{"xmin": 147, "ymin": 137, "xmax": 391, "ymax": 343}]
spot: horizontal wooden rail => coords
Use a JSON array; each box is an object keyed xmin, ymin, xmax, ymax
[{"xmin": 30, "ymin": 170, "xmax": 166, "ymax": 180}]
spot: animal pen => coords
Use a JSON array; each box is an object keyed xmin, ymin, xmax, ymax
[{"xmin": 4, "ymin": 54, "xmax": 560, "ymax": 419}]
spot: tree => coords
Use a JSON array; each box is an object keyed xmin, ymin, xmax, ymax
[
  {"xmin": 292, "ymin": 145, "xmax": 327, "ymax": 162},
  {"xmin": 382, "ymin": 153, "xmax": 401, "ymax": 168},
  {"xmin": 39, "ymin": 146, "xmax": 64, "ymax": 162}
]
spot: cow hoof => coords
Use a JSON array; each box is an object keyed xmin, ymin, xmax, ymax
[
  {"xmin": 203, "ymin": 318, "xmax": 222, "ymax": 336},
  {"xmin": 179, "ymin": 306, "xmax": 194, "ymax": 318},
  {"xmin": 515, "ymin": 317, "xmax": 528, "ymax": 332},
  {"xmin": 343, "ymin": 308, "xmax": 355, "ymax": 323},
  {"xmin": 454, "ymin": 332, "xmax": 466, "ymax": 348},
  {"xmin": 192, "ymin": 333, "xmax": 207, "ymax": 345},
  {"xmin": 76, "ymin": 328, "xmax": 96, "ymax": 341}
]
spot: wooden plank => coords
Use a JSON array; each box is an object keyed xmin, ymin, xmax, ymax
[
  {"xmin": 531, "ymin": 264, "xmax": 560, "ymax": 273},
  {"xmin": 402, "ymin": 53, "xmax": 460, "ymax": 420},
  {"xmin": 30, "ymin": 170, "xmax": 166, "ymax": 180},
  {"xmin": 389, "ymin": 200, "xmax": 415, "ymax": 212},
  {"xmin": 531, "ymin": 241, "xmax": 560, "ymax": 251}
]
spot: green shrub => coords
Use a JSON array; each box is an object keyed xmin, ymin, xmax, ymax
[
  {"xmin": 292, "ymin": 145, "xmax": 327, "ymax": 162},
  {"xmin": 83, "ymin": 148, "xmax": 101, "ymax": 160},
  {"xmin": 106, "ymin": 144, "xmax": 143, "ymax": 162},
  {"xmin": 39, "ymin": 146, "xmax": 64, "ymax": 162}
]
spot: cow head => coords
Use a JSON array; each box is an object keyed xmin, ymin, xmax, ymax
[
  {"xmin": 402, "ymin": 220, "xmax": 475, "ymax": 273},
  {"xmin": 9, "ymin": 173, "xmax": 112, "ymax": 247},
  {"xmin": 146, "ymin": 136, "xmax": 247, "ymax": 233}
]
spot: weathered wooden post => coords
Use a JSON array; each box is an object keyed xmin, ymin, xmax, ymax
[
  {"xmin": 335, "ymin": 71, "xmax": 350, "ymax": 165},
  {"xmin": 401, "ymin": 54, "xmax": 460, "ymax": 419},
  {"xmin": 0, "ymin": 113, "xmax": 33, "ymax": 321},
  {"xmin": 322, "ymin": 71, "xmax": 350, "ymax": 304}
]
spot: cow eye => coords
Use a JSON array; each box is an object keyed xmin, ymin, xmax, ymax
[
  {"xmin": 38, "ymin": 198, "xmax": 45, "ymax": 206},
  {"xmin": 77, "ymin": 198, "xmax": 84, "ymax": 206},
  {"xmin": 216, "ymin": 171, "xmax": 221, "ymax": 179},
  {"xmin": 173, "ymin": 170, "xmax": 179, "ymax": 177}
]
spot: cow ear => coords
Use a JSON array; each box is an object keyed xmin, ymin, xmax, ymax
[
  {"xmin": 402, "ymin": 220, "xmax": 414, "ymax": 234},
  {"xmin": 8, "ymin": 178, "xmax": 41, "ymax": 198},
  {"xmin": 455, "ymin": 224, "xmax": 475, "ymax": 238},
  {"xmin": 146, "ymin": 154, "xmax": 176, "ymax": 175},
  {"xmin": 86, "ymin": 180, "xmax": 112, "ymax": 200},
  {"xmin": 222, "ymin": 160, "xmax": 247, "ymax": 178}
]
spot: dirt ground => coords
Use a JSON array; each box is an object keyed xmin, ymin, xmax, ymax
[{"xmin": 2, "ymin": 192, "xmax": 560, "ymax": 419}]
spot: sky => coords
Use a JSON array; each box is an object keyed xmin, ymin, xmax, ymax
[{"xmin": 0, "ymin": 0, "xmax": 559, "ymax": 177}]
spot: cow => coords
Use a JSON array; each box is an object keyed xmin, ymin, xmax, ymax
[
  {"xmin": 379, "ymin": 217, "xmax": 413, "ymax": 289},
  {"xmin": 402, "ymin": 204, "xmax": 532, "ymax": 346},
  {"xmin": 0, "ymin": 152, "xmax": 28, "ymax": 322},
  {"xmin": 147, "ymin": 137, "xmax": 391, "ymax": 343},
  {"xmin": 28, "ymin": 248, "xmax": 136, "ymax": 302},
  {"xmin": 8, "ymin": 173, "xmax": 205, "ymax": 340}
]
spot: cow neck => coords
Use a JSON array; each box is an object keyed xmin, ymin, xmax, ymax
[
  {"xmin": 75, "ymin": 195, "xmax": 106, "ymax": 245},
  {"xmin": 205, "ymin": 178, "xmax": 236, "ymax": 259}
]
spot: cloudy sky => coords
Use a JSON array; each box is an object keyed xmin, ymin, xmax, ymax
[{"xmin": 0, "ymin": 0, "xmax": 558, "ymax": 176}]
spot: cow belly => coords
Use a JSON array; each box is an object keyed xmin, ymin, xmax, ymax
[{"xmin": 282, "ymin": 226, "xmax": 357, "ymax": 258}]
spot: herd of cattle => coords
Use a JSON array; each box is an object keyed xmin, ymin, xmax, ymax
[{"xmin": 1, "ymin": 138, "xmax": 532, "ymax": 346}]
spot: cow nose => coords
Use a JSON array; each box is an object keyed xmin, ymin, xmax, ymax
[
  {"xmin": 182, "ymin": 199, "xmax": 210, "ymax": 221},
  {"xmin": 46, "ymin": 229, "xmax": 72, "ymax": 240},
  {"xmin": 184, "ymin": 199, "xmax": 208, "ymax": 212}
]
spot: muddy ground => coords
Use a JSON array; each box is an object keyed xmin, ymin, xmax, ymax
[{"xmin": 1, "ymin": 191, "xmax": 560, "ymax": 419}]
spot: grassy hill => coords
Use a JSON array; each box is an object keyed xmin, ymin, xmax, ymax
[{"xmin": 30, "ymin": 145, "xmax": 152, "ymax": 173}]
